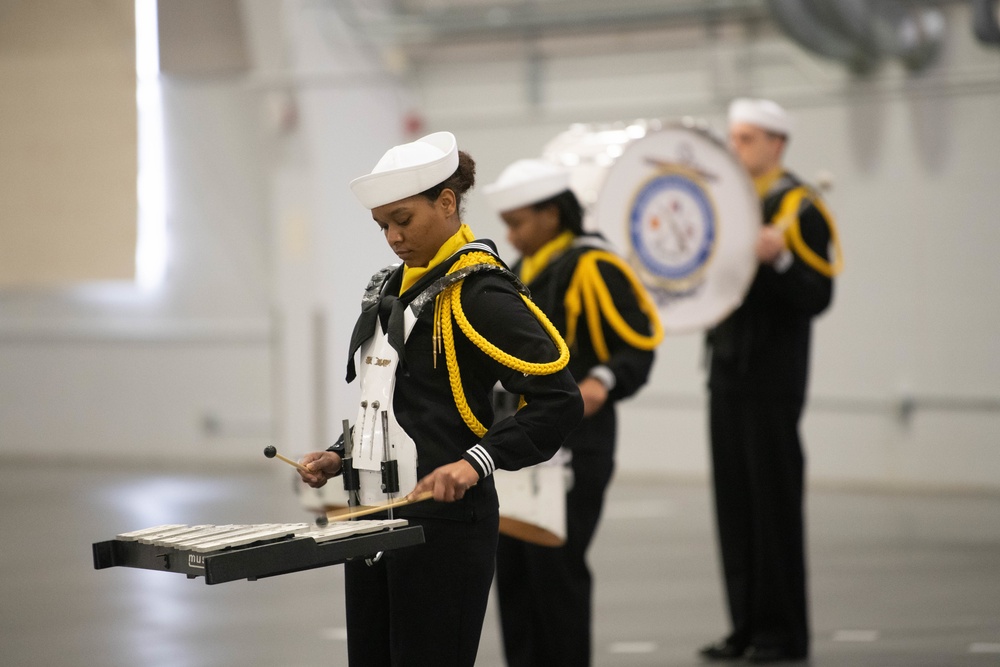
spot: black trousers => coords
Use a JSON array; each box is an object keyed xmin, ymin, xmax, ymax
[
  {"xmin": 708, "ymin": 389, "xmax": 810, "ymax": 655},
  {"xmin": 495, "ymin": 411, "xmax": 616, "ymax": 667},
  {"xmin": 344, "ymin": 514, "xmax": 499, "ymax": 667}
]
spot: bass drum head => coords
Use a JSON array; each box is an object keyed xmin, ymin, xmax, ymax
[{"xmin": 544, "ymin": 121, "xmax": 761, "ymax": 334}]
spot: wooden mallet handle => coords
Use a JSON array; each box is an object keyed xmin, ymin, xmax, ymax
[
  {"xmin": 325, "ymin": 490, "xmax": 435, "ymax": 523},
  {"xmin": 263, "ymin": 445, "xmax": 310, "ymax": 473}
]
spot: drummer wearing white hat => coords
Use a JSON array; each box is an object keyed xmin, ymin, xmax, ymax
[
  {"xmin": 295, "ymin": 133, "xmax": 583, "ymax": 667},
  {"xmin": 485, "ymin": 158, "xmax": 662, "ymax": 667},
  {"xmin": 700, "ymin": 100, "xmax": 841, "ymax": 663},
  {"xmin": 729, "ymin": 97, "xmax": 794, "ymax": 138},
  {"xmin": 726, "ymin": 98, "xmax": 802, "ymax": 271}
]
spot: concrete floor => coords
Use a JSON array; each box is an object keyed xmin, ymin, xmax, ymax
[{"xmin": 2, "ymin": 460, "xmax": 999, "ymax": 667}]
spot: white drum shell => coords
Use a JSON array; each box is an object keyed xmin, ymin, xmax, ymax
[{"xmin": 494, "ymin": 464, "xmax": 568, "ymax": 547}]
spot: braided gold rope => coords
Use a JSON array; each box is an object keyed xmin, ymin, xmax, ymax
[
  {"xmin": 434, "ymin": 251, "xmax": 571, "ymax": 437},
  {"xmin": 563, "ymin": 250, "xmax": 664, "ymax": 362},
  {"xmin": 439, "ymin": 292, "xmax": 488, "ymax": 436},
  {"xmin": 771, "ymin": 186, "xmax": 844, "ymax": 278}
]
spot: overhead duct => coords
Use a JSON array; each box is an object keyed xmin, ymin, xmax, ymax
[
  {"xmin": 768, "ymin": 0, "xmax": 878, "ymax": 71},
  {"xmin": 807, "ymin": 0, "xmax": 945, "ymax": 70},
  {"xmin": 767, "ymin": 0, "xmax": 946, "ymax": 72},
  {"xmin": 972, "ymin": 0, "xmax": 1000, "ymax": 44},
  {"xmin": 336, "ymin": 0, "xmax": 770, "ymax": 46}
]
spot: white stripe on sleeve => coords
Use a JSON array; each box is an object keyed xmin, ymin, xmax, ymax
[{"xmin": 465, "ymin": 444, "xmax": 496, "ymax": 477}]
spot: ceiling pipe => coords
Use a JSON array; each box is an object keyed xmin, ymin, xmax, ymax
[
  {"xmin": 767, "ymin": 0, "xmax": 945, "ymax": 72},
  {"xmin": 767, "ymin": 0, "xmax": 878, "ymax": 71},
  {"xmin": 972, "ymin": 0, "xmax": 1000, "ymax": 44},
  {"xmin": 806, "ymin": 0, "xmax": 945, "ymax": 70},
  {"xmin": 335, "ymin": 0, "xmax": 770, "ymax": 45},
  {"xmin": 890, "ymin": 4, "xmax": 947, "ymax": 70},
  {"xmin": 336, "ymin": 0, "xmax": 961, "ymax": 71}
]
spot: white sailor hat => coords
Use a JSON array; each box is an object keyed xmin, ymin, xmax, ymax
[
  {"xmin": 483, "ymin": 158, "xmax": 572, "ymax": 214},
  {"xmin": 350, "ymin": 131, "xmax": 459, "ymax": 209},
  {"xmin": 728, "ymin": 98, "xmax": 793, "ymax": 138}
]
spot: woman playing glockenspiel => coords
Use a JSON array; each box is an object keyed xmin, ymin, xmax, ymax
[{"xmin": 295, "ymin": 131, "xmax": 583, "ymax": 667}]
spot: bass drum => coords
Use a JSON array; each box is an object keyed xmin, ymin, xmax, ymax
[{"xmin": 543, "ymin": 119, "xmax": 761, "ymax": 333}]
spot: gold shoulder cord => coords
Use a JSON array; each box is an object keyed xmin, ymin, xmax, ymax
[
  {"xmin": 432, "ymin": 251, "xmax": 570, "ymax": 438},
  {"xmin": 563, "ymin": 250, "xmax": 665, "ymax": 363},
  {"xmin": 771, "ymin": 186, "xmax": 844, "ymax": 278}
]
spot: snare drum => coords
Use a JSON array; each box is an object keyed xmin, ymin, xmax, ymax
[{"xmin": 494, "ymin": 454, "xmax": 570, "ymax": 548}]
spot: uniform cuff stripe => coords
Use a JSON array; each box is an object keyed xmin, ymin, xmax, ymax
[{"xmin": 465, "ymin": 444, "xmax": 495, "ymax": 477}]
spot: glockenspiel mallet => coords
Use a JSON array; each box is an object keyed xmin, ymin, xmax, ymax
[
  {"xmin": 324, "ymin": 490, "xmax": 435, "ymax": 523},
  {"xmin": 263, "ymin": 445, "xmax": 310, "ymax": 473}
]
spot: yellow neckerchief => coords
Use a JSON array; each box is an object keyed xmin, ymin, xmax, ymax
[
  {"xmin": 753, "ymin": 166, "xmax": 785, "ymax": 199},
  {"xmin": 519, "ymin": 230, "xmax": 575, "ymax": 285},
  {"xmin": 400, "ymin": 224, "xmax": 475, "ymax": 295}
]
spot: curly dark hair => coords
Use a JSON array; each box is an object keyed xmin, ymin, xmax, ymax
[
  {"xmin": 418, "ymin": 150, "xmax": 476, "ymax": 214},
  {"xmin": 532, "ymin": 189, "xmax": 584, "ymax": 235}
]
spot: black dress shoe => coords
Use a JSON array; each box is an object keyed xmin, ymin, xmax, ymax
[
  {"xmin": 745, "ymin": 645, "xmax": 809, "ymax": 663},
  {"xmin": 698, "ymin": 638, "xmax": 747, "ymax": 661}
]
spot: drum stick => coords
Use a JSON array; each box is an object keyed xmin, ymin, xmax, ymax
[
  {"xmin": 325, "ymin": 490, "xmax": 434, "ymax": 523},
  {"xmin": 262, "ymin": 445, "xmax": 310, "ymax": 473}
]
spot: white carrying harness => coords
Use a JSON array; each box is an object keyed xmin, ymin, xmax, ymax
[
  {"xmin": 344, "ymin": 244, "xmax": 514, "ymax": 507},
  {"xmin": 348, "ymin": 305, "xmax": 420, "ymax": 507}
]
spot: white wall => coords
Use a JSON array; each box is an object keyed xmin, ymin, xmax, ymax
[
  {"xmin": 1, "ymin": 2, "xmax": 997, "ymax": 492},
  {"xmin": 407, "ymin": 5, "xmax": 1000, "ymax": 491},
  {"xmin": 243, "ymin": 0, "xmax": 409, "ymax": 461},
  {"xmin": 0, "ymin": 76, "xmax": 273, "ymax": 464}
]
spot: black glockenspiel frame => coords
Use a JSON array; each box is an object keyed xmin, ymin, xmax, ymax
[{"xmin": 92, "ymin": 525, "xmax": 424, "ymax": 585}]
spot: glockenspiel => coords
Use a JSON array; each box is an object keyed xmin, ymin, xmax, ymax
[{"xmin": 93, "ymin": 519, "xmax": 423, "ymax": 584}]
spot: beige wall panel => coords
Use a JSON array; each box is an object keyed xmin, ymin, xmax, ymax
[{"xmin": 0, "ymin": 0, "xmax": 136, "ymax": 287}]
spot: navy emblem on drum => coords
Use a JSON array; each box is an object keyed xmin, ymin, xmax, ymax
[
  {"xmin": 628, "ymin": 169, "xmax": 717, "ymax": 295},
  {"xmin": 558, "ymin": 123, "xmax": 761, "ymax": 333}
]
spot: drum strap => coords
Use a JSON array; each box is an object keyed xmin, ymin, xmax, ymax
[
  {"xmin": 353, "ymin": 316, "xmax": 419, "ymax": 504},
  {"xmin": 771, "ymin": 186, "xmax": 844, "ymax": 278},
  {"xmin": 563, "ymin": 250, "xmax": 664, "ymax": 362}
]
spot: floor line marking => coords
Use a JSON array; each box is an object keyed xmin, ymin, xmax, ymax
[
  {"xmin": 969, "ymin": 643, "xmax": 1000, "ymax": 654},
  {"xmin": 608, "ymin": 641, "xmax": 658, "ymax": 654},
  {"xmin": 832, "ymin": 630, "xmax": 880, "ymax": 642}
]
